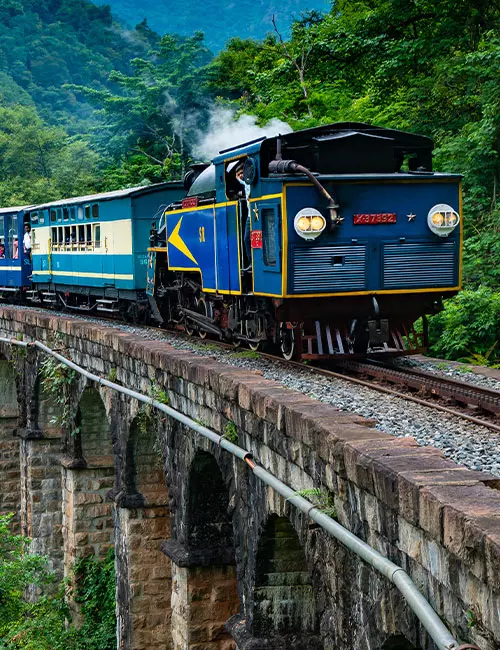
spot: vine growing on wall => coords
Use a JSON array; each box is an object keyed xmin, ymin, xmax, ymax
[
  {"xmin": 0, "ymin": 514, "xmax": 116, "ymax": 650},
  {"xmin": 136, "ymin": 381, "xmax": 170, "ymax": 459},
  {"xmin": 72, "ymin": 549, "xmax": 116, "ymax": 650},
  {"xmin": 38, "ymin": 349, "xmax": 79, "ymax": 437}
]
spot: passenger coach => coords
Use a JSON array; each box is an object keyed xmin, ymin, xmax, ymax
[
  {"xmin": 0, "ymin": 206, "xmax": 32, "ymax": 300},
  {"xmin": 28, "ymin": 183, "xmax": 183, "ymax": 320}
]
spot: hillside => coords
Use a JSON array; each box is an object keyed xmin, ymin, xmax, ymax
[
  {"xmin": 102, "ymin": 0, "xmax": 330, "ymax": 51},
  {"xmin": 0, "ymin": 0, "xmax": 158, "ymax": 132}
]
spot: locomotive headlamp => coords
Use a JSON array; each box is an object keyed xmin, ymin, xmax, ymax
[
  {"xmin": 294, "ymin": 208, "xmax": 326, "ymax": 239},
  {"xmin": 427, "ymin": 203, "xmax": 460, "ymax": 237}
]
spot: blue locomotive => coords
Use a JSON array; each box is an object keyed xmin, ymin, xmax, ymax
[{"xmin": 146, "ymin": 122, "xmax": 462, "ymax": 359}]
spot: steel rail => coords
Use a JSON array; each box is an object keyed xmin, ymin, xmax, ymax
[
  {"xmin": 0, "ymin": 334, "xmax": 472, "ymax": 650},
  {"xmin": 343, "ymin": 360, "xmax": 500, "ymax": 415}
]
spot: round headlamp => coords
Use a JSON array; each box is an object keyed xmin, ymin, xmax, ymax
[
  {"xmin": 294, "ymin": 208, "xmax": 326, "ymax": 240},
  {"xmin": 427, "ymin": 203, "xmax": 460, "ymax": 237}
]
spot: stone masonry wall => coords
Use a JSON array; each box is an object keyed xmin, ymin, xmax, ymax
[
  {"xmin": 0, "ymin": 306, "xmax": 499, "ymax": 650},
  {"xmin": 0, "ymin": 357, "xmax": 20, "ymax": 529}
]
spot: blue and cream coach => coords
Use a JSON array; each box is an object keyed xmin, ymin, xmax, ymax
[{"xmin": 27, "ymin": 183, "xmax": 183, "ymax": 317}]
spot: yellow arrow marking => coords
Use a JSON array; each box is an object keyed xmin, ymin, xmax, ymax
[{"xmin": 168, "ymin": 217, "xmax": 198, "ymax": 265}]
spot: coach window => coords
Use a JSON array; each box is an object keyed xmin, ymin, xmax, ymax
[
  {"xmin": 86, "ymin": 224, "xmax": 92, "ymax": 245},
  {"xmin": 39, "ymin": 212, "xmax": 45, "ymax": 225},
  {"xmin": 64, "ymin": 226, "xmax": 71, "ymax": 248},
  {"xmin": 78, "ymin": 225, "xmax": 85, "ymax": 246},
  {"xmin": 94, "ymin": 225, "xmax": 101, "ymax": 248},
  {"xmin": 77, "ymin": 206, "xmax": 84, "ymax": 220},
  {"xmin": 51, "ymin": 209, "xmax": 57, "ymax": 223},
  {"xmin": 31, "ymin": 212, "xmax": 39, "ymax": 226},
  {"xmin": 92, "ymin": 204, "xmax": 99, "ymax": 219},
  {"xmin": 58, "ymin": 228, "xmax": 64, "ymax": 246},
  {"xmin": 84, "ymin": 205, "xmax": 90, "ymax": 219},
  {"xmin": 62, "ymin": 207, "xmax": 68, "ymax": 222},
  {"xmin": 51, "ymin": 227, "xmax": 57, "ymax": 248}
]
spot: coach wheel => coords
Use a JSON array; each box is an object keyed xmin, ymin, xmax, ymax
[
  {"xmin": 280, "ymin": 323, "xmax": 296, "ymax": 361},
  {"xmin": 184, "ymin": 314, "xmax": 195, "ymax": 336},
  {"xmin": 196, "ymin": 296, "xmax": 211, "ymax": 339},
  {"xmin": 246, "ymin": 315, "xmax": 265, "ymax": 351}
]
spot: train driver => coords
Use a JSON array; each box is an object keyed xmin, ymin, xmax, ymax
[{"xmin": 227, "ymin": 160, "xmax": 252, "ymax": 270}]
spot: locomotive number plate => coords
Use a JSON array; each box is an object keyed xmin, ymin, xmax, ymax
[{"xmin": 353, "ymin": 213, "xmax": 397, "ymax": 224}]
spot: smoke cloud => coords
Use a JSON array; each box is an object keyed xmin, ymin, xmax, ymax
[{"xmin": 194, "ymin": 107, "xmax": 292, "ymax": 160}]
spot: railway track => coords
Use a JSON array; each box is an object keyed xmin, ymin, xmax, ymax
[
  {"xmin": 341, "ymin": 360, "xmax": 500, "ymax": 414},
  {"xmin": 3, "ymin": 303, "xmax": 500, "ymax": 434}
]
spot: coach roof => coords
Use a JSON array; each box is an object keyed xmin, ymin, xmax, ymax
[{"xmin": 28, "ymin": 182, "xmax": 183, "ymax": 211}]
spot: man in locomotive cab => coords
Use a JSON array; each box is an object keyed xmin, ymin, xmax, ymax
[{"xmin": 226, "ymin": 159, "xmax": 252, "ymax": 271}]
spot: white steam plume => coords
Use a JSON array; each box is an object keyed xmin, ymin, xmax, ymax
[{"xmin": 194, "ymin": 107, "xmax": 292, "ymax": 161}]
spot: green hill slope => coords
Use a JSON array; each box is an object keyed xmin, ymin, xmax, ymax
[{"xmin": 0, "ymin": 0, "xmax": 158, "ymax": 131}]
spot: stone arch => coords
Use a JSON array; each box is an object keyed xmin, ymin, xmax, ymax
[
  {"xmin": 166, "ymin": 449, "xmax": 241, "ymax": 650},
  {"xmin": 186, "ymin": 450, "xmax": 234, "ymax": 552},
  {"xmin": 124, "ymin": 412, "xmax": 167, "ymax": 505},
  {"xmin": 0, "ymin": 354, "xmax": 18, "ymax": 418},
  {"xmin": 0, "ymin": 354, "xmax": 20, "ymax": 525},
  {"xmin": 33, "ymin": 374, "xmax": 63, "ymax": 437},
  {"xmin": 115, "ymin": 411, "xmax": 172, "ymax": 650},
  {"xmin": 76, "ymin": 386, "xmax": 113, "ymax": 462},
  {"xmin": 251, "ymin": 514, "xmax": 319, "ymax": 644},
  {"xmin": 380, "ymin": 635, "xmax": 421, "ymax": 650}
]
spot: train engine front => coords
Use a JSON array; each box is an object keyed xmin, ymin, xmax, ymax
[{"xmin": 147, "ymin": 122, "xmax": 462, "ymax": 360}]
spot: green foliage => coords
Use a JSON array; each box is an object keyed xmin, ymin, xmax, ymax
[
  {"xmin": 0, "ymin": 0, "xmax": 156, "ymax": 132},
  {"xmin": 71, "ymin": 32, "xmax": 213, "ymax": 185},
  {"xmin": 0, "ymin": 515, "xmax": 116, "ymax": 650},
  {"xmin": 223, "ymin": 420, "xmax": 239, "ymax": 444},
  {"xmin": 73, "ymin": 550, "xmax": 116, "ymax": 650},
  {"xmin": 428, "ymin": 287, "xmax": 500, "ymax": 363},
  {"xmin": 0, "ymin": 105, "xmax": 100, "ymax": 206},
  {"xmin": 291, "ymin": 488, "xmax": 336, "ymax": 518},
  {"xmin": 460, "ymin": 342, "xmax": 500, "ymax": 368},
  {"xmin": 39, "ymin": 354, "xmax": 78, "ymax": 436}
]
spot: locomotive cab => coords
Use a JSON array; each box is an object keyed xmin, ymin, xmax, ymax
[{"xmin": 148, "ymin": 122, "xmax": 461, "ymax": 360}]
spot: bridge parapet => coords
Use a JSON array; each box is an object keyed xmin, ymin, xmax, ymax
[{"xmin": 0, "ymin": 306, "xmax": 499, "ymax": 650}]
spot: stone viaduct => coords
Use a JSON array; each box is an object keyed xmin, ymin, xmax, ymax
[{"xmin": 0, "ymin": 305, "xmax": 499, "ymax": 650}]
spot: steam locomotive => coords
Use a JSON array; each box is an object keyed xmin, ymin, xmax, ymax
[{"xmin": 0, "ymin": 122, "xmax": 462, "ymax": 360}]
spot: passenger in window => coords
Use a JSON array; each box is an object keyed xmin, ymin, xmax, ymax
[
  {"xmin": 0, "ymin": 242, "xmax": 5, "ymax": 258},
  {"xmin": 13, "ymin": 237, "xmax": 18, "ymax": 259},
  {"xmin": 23, "ymin": 224, "xmax": 32, "ymax": 259},
  {"xmin": 150, "ymin": 221, "xmax": 158, "ymax": 247}
]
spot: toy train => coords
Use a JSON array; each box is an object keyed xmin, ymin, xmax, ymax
[{"xmin": 0, "ymin": 122, "xmax": 462, "ymax": 360}]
